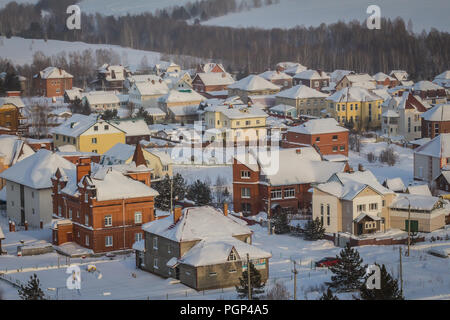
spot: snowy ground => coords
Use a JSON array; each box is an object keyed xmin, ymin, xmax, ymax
[
  {"xmin": 203, "ymin": 0, "xmax": 450, "ymax": 33},
  {"xmin": 1, "ymin": 206, "xmax": 449, "ymax": 300},
  {"xmin": 0, "ymin": 37, "xmax": 161, "ymax": 69},
  {"xmin": 348, "ymin": 140, "xmax": 414, "ymax": 187}
]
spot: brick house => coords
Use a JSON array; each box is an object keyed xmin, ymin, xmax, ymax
[
  {"xmin": 412, "ymin": 81, "xmax": 447, "ymax": 106},
  {"xmin": 137, "ymin": 205, "xmax": 271, "ymax": 291},
  {"xmin": 192, "ymin": 72, "xmax": 234, "ymax": 98},
  {"xmin": 283, "ymin": 118, "xmax": 349, "ymax": 157},
  {"xmin": 51, "ymin": 149, "xmax": 159, "ymax": 253},
  {"xmin": 33, "ymin": 67, "xmax": 73, "ymax": 97},
  {"xmin": 227, "ymin": 75, "xmax": 280, "ymax": 104},
  {"xmin": 372, "ymin": 72, "xmax": 399, "ymax": 88},
  {"xmin": 421, "ymin": 103, "xmax": 450, "ymax": 139},
  {"xmin": 258, "ymin": 70, "xmax": 293, "ymax": 90},
  {"xmin": 196, "ymin": 63, "xmax": 226, "ymax": 74},
  {"xmin": 232, "ymin": 148, "xmax": 348, "ymax": 216}
]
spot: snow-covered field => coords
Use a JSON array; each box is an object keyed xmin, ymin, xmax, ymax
[
  {"xmin": 0, "ymin": 37, "xmax": 161, "ymax": 68},
  {"xmin": 348, "ymin": 140, "xmax": 414, "ymax": 187},
  {"xmin": 203, "ymin": 0, "xmax": 450, "ymax": 33}
]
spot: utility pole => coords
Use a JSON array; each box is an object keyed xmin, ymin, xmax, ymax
[
  {"xmin": 267, "ymin": 191, "xmax": 271, "ymax": 235},
  {"xmin": 399, "ymin": 247, "xmax": 403, "ymax": 296},
  {"xmin": 407, "ymin": 201, "xmax": 411, "ymax": 257},
  {"xmin": 170, "ymin": 177, "xmax": 173, "ymax": 215},
  {"xmin": 247, "ymin": 253, "xmax": 252, "ymax": 301},
  {"xmin": 292, "ymin": 260, "xmax": 298, "ymax": 300}
]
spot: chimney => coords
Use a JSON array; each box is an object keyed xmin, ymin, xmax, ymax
[
  {"xmin": 173, "ymin": 206, "xmax": 182, "ymax": 224},
  {"xmin": 76, "ymin": 157, "xmax": 91, "ymax": 183},
  {"xmin": 223, "ymin": 203, "xmax": 228, "ymax": 216},
  {"xmin": 132, "ymin": 142, "xmax": 147, "ymax": 167},
  {"xmin": 151, "ymin": 80, "xmax": 155, "ymax": 84},
  {"xmin": 222, "ymin": 72, "xmax": 226, "ymax": 78},
  {"xmin": 358, "ymin": 163, "xmax": 365, "ymax": 172},
  {"xmin": 6, "ymin": 91, "xmax": 21, "ymax": 97},
  {"xmin": 295, "ymin": 149, "xmax": 302, "ymax": 154}
]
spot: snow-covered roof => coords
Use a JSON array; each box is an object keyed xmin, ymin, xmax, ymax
[
  {"xmin": 287, "ymin": 118, "xmax": 348, "ymax": 135},
  {"xmin": 145, "ymin": 107, "xmax": 166, "ymax": 116},
  {"xmin": 329, "ymin": 70, "xmax": 353, "ymax": 83},
  {"xmin": 384, "ymin": 177, "xmax": 406, "ymax": 192},
  {"xmin": 276, "ymin": 84, "xmax": 328, "ymax": 100},
  {"xmin": 343, "ymin": 73, "xmax": 376, "ymax": 89},
  {"xmin": 110, "ymin": 119, "xmax": 151, "ymax": 137},
  {"xmin": 327, "ymin": 87, "xmax": 383, "ymax": 103},
  {"xmin": 36, "ymin": 67, "xmax": 73, "ymax": 79},
  {"xmin": 259, "ymin": 70, "xmax": 292, "ymax": 81},
  {"xmin": 52, "ymin": 114, "xmax": 98, "ymax": 137},
  {"xmin": 178, "ymin": 237, "xmax": 271, "ymax": 267},
  {"xmin": 284, "ymin": 64, "xmax": 308, "ymax": 75},
  {"xmin": 168, "ymin": 105, "xmax": 200, "ymax": 116},
  {"xmin": 227, "ymin": 75, "xmax": 280, "ymax": 92},
  {"xmin": 406, "ymin": 184, "xmax": 432, "ymax": 197},
  {"xmin": 205, "ymin": 104, "xmax": 268, "ymax": 120},
  {"xmin": 132, "ymin": 239, "xmax": 145, "ymax": 252},
  {"xmin": 198, "ymin": 63, "xmax": 225, "ymax": 73},
  {"xmin": 103, "ymin": 143, "xmax": 135, "ymax": 164},
  {"xmin": 133, "ymin": 80, "xmax": 169, "ymax": 96},
  {"xmin": 142, "ymin": 206, "xmax": 252, "ymax": 242},
  {"xmin": 413, "ymin": 81, "xmax": 444, "ymax": 91},
  {"xmin": 354, "ymin": 213, "xmax": 381, "ymax": 223},
  {"xmin": 414, "ymin": 133, "xmax": 450, "ymax": 158},
  {"xmin": 0, "ymin": 135, "xmax": 35, "ymax": 166},
  {"xmin": 83, "ymin": 91, "xmax": 120, "ymax": 106},
  {"xmin": 434, "ymin": 71, "xmax": 450, "ymax": 80},
  {"xmin": 421, "ymin": 104, "xmax": 450, "ymax": 121},
  {"xmin": 316, "ymin": 170, "xmax": 393, "ymax": 200},
  {"xmin": 0, "ymin": 96, "xmax": 25, "ymax": 108},
  {"xmin": 146, "ymin": 149, "xmax": 173, "ymax": 166},
  {"xmin": 64, "ymin": 88, "xmax": 83, "ymax": 101},
  {"xmin": 390, "ymin": 194, "xmax": 441, "ymax": 211},
  {"xmin": 372, "ymin": 72, "xmax": 396, "ymax": 82},
  {"xmin": 195, "ymin": 72, "xmax": 234, "ymax": 86},
  {"xmin": 293, "ymin": 69, "xmax": 329, "ymax": 80},
  {"xmin": 98, "ymin": 64, "xmax": 128, "ymax": 81},
  {"xmin": 372, "ymin": 88, "xmax": 391, "ymax": 101},
  {"xmin": 158, "ymin": 90, "xmax": 205, "ymax": 104},
  {"xmin": 389, "ymin": 70, "xmax": 408, "ymax": 81},
  {"xmin": 0, "ymin": 149, "xmax": 75, "ymax": 189},
  {"xmin": 382, "ymin": 110, "xmax": 399, "ymax": 118},
  {"xmin": 270, "ymin": 104, "xmax": 296, "ymax": 113}
]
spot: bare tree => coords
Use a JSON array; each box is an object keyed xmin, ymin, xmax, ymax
[
  {"xmin": 264, "ymin": 281, "xmax": 290, "ymax": 300},
  {"xmin": 26, "ymin": 101, "xmax": 54, "ymax": 139}
]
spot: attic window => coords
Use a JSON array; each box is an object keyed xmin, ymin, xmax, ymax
[
  {"xmin": 94, "ymin": 126, "xmax": 98, "ymax": 131},
  {"xmin": 104, "ymin": 125, "xmax": 109, "ymax": 130},
  {"xmin": 228, "ymin": 251, "xmax": 237, "ymax": 261},
  {"xmin": 70, "ymin": 122, "xmax": 75, "ymax": 128}
]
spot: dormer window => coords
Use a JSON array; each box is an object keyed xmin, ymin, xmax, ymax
[
  {"xmin": 228, "ymin": 251, "xmax": 237, "ymax": 261},
  {"xmin": 94, "ymin": 126, "xmax": 98, "ymax": 131}
]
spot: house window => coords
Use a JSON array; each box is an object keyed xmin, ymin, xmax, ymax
[
  {"xmin": 315, "ymin": 137, "xmax": 320, "ymax": 142},
  {"xmin": 135, "ymin": 233, "xmax": 143, "ymax": 242},
  {"xmin": 357, "ymin": 204, "xmax": 366, "ymax": 212},
  {"xmin": 105, "ymin": 236, "xmax": 113, "ymax": 247},
  {"xmin": 153, "ymin": 237, "xmax": 158, "ymax": 250},
  {"xmin": 332, "ymin": 135, "xmax": 338, "ymax": 141},
  {"xmin": 340, "ymin": 146, "xmax": 345, "ymax": 151},
  {"xmin": 135, "ymin": 211, "xmax": 142, "ymax": 224},
  {"xmin": 327, "ymin": 212, "xmax": 330, "ymax": 226},
  {"xmin": 153, "ymin": 258, "xmax": 158, "ymax": 269},
  {"xmin": 241, "ymin": 170, "xmax": 251, "ymax": 179},
  {"xmin": 32, "ymin": 208, "xmax": 35, "ymax": 215},
  {"xmin": 85, "ymin": 235, "xmax": 90, "ymax": 246},
  {"xmin": 332, "ymin": 146, "xmax": 338, "ymax": 152},
  {"xmin": 104, "ymin": 125, "xmax": 109, "ymax": 130},
  {"xmin": 69, "ymin": 209, "xmax": 72, "ymax": 219},
  {"xmin": 94, "ymin": 126, "xmax": 98, "ymax": 131},
  {"xmin": 245, "ymin": 120, "xmax": 251, "ymax": 126},
  {"xmin": 58, "ymin": 206, "xmax": 62, "ymax": 216},
  {"xmin": 162, "ymin": 165, "xmax": 169, "ymax": 171},
  {"xmin": 369, "ymin": 203, "xmax": 378, "ymax": 210},
  {"xmin": 85, "ymin": 214, "xmax": 89, "ymax": 226},
  {"xmin": 228, "ymin": 251, "xmax": 237, "ymax": 261},
  {"xmin": 168, "ymin": 244, "xmax": 172, "ymax": 254},
  {"xmin": 229, "ymin": 269, "xmax": 237, "ymax": 273},
  {"xmin": 241, "ymin": 188, "xmax": 251, "ymax": 199},
  {"xmin": 271, "ymin": 189, "xmax": 282, "ymax": 199},
  {"xmin": 85, "ymin": 193, "xmax": 89, "ymax": 202},
  {"xmin": 31, "ymin": 191, "xmax": 34, "ymax": 199},
  {"xmin": 209, "ymin": 272, "xmax": 217, "ymax": 277},
  {"xmin": 92, "ymin": 138, "xmax": 97, "ymax": 144},
  {"xmin": 104, "ymin": 215, "xmax": 112, "ymax": 227},
  {"xmin": 284, "ymin": 188, "xmax": 295, "ymax": 198}
]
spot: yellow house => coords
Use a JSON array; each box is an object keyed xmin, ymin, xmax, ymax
[
  {"xmin": 102, "ymin": 143, "xmax": 173, "ymax": 182},
  {"xmin": 52, "ymin": 114, "xmax": 126, "ymax": 154},
  {"xmin": 203, "ymin": 104, "xmax": 268, "ymax": 143},
  {"xmin": 326, "ymin": 87, "xmax": 384, "ymax": 131}
]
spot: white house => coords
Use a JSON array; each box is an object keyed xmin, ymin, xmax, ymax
[
  {"xmin": 128, "ymin": 80, "xmax": 170, "ymax": 109},
  {"xmin": 414, "ymin": 133, "xmax": 450, "ymax": 182},
  {"xmin": 0, "ymin": 149, "xmax": 75, "ymax": 227}
]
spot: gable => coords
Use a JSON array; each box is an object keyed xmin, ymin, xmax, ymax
[
  {"xmin": 82, "ymin": 121, "xmax": 125, "ymax": 136},
  {"xmin": 353, "ymin": 185, "xmax": 381, "ymax": 199}
]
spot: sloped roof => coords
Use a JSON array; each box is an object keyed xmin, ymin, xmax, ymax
[
  {"xmin": 0, "ymin": 149, "xmax": 75, "ymax": 189},
  {"xmin": 276, "ymin": 84, "xmax": 328, "ymax": 99},
  {"xmin": 414, "ymin": 133, "xmax": 450, "ymax": 158},
  {"xmin": 390, "ymin": 194, "xmax": 440, "ymax": 211},
  {"xmin": 205, "ymin": 104, "xmax": 268, "ymax": 119},
  {"xmin": 413, "ymin": 81, "xmax": 444, "ymax": 91},
  {"xmin": 259, "ymin": 70, "xmax": 292, "ymax": 81},
  {"xmin": 407, "ymin": 184, "xmax": 432, "ymax": 196},
  {"xmin": 83, "ymin": 91, "xmax": 120, "ymax": 105},
  {"xmin": 133, "ymin": 80, "xmax": 169, "ymax": 96},
  {"xmin": 435, "ymin": 71, "xmax": 450, "ymax": 80},
  {"xmin": 227, "ymin": 75, "xmax": 280, "ymax": 92},
  {"xmin": 284, "ymin": 64, "xmax": 308, "ymax": 75},
  {"xmin": 287, "ymin": 118, "xmax": 348, "ymax": 135},
  {"xmin": 158, "ymin": 90, "xmax": 205, "ymax": 103},
  {"xmin": 0, "ymin": 135, "xmax": 34, "ymax": 166},
  {"xmin": 372, "ymin": 72, "xmax": 396, "ymax": 82},
  {"xmin": 195, "ymin": 72, "xmax": 234, "ymax": 86},
  {"xmin": 37, "ymin": 67, "xmax": 73, "ymax": 79},
  {"xmin": 142, "ymin": 206, "xmax": 252, "ymax": 242},
  {"xmin": 327, "ymin": 87, "xmax": 382, "ymax": 103},
  {"xmin": 0, "ymin": 96, "xmax": 25, "ymax": 108},
  {"xmin": 110, "ymin": 119, "xmax": 151, "ymax": 137},
  {"xmin": 421, "ymin": 104, "xmax": 450, "ymax": 121},
  {"xmin": 293, "ymin": 69, "xmax": 329, "ymax": 80},
  {"xmin": 384, "ymin": 177, "xmax": 406, "ymax": 192}
]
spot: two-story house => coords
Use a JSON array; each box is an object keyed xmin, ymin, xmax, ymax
[
  {"xmin": 227, "ymin": 75, "xmax": 280, "ymax": 104},
  {"xmin": 292, "ymin": 70, "xmax": 330, "ymax": 91},
  {"xmin": 421, "ymin": 103, "xmax": 450, "ymax": 139},
  {"xmin": 33, "ymin": 67, "xmax": 73, "ymax": 98},
  {"xmin": 137, "ymin": 205, "xmax": 271, "ymax": 290},
  {"xmin": 275, "ymin": 85, "xmax": 329, "ymax": 117},
  {"xmin": 414, "ymin": 133, "xmax": 450, "ymax": 182}
]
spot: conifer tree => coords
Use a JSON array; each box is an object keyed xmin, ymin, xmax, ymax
[
  {"xmin": 18, "ymin": 274, "xmax": 45, "ymax": 300},
  {"xmin": 360, "ymin": 264, "xmax": 404, "ymax": 300},
  {"xmin": 154, "ymin": 174, "xmax": 172, "ymax": 211},
  {"xmin": 327, "ymin": 244, "xmax": 367, "ymax": 292},
  {"xmin": 319, "ymin": 288, "xmax": 339, "ymax": 300},
  {"xmin": 187, "ymin": 180, "xmax": 212, "ymax": 205},
  {"xmin": 304, "ymin": 217, "xmax": 326, "ymax": 240},
  {"xmin": 273, "ymin": 213, "xmax": 290, "ymax": 234},
  {"xmin": 236, "ymin": 261, "xmax": 265, "ymax": 300}
]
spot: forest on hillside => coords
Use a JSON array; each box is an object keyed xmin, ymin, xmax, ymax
[{"xmin": 0, "ymin": 0, "xmax": 449, "ymax": 81}]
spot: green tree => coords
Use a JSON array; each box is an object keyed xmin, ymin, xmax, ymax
[
  {"xmin": 18, "ymin": 274, "xmax": 45, "ymax": 300},
  {"xmin": 360, "ymin": 264, "xmax": 404, "ymax": 300},
  {"xmin": 154, "ymin": 174, "xmax": 172, "ymax": 211},
  {"xmin": 273, "ymin": 213, "xmax": 290, "ymax": 234},
  {"xmin": 172, "ymin": 173, "xmax": 187, "ymax": 202},
  {"xmin": 327, "ymin": 244, "xmax": 367, "ymax": 292},
  {"xmin": 304, "ymin": 217, "xmax": 326, "ymax": 240},
  {"xmin": 135, "ymin": 106, "xmax": 154, "ymax": 125},
  {"xmin": 236, "ymin": 260, "xmax": 265, "ymax": 300},
  {"xmin": 102, "ymin": 109, "xmax": 118, "ymax": 120},
  {"xmin": 319, "ymin": 288, "xmax": 339, "ymax": 300},
  {"xmin": 187, "ymin": 180, "xmax": 212, "ymax": 205}
]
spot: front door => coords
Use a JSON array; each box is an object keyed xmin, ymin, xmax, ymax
[
  {"xmin": 175, "ymin": 267, "xmax": 180, "ymax": 280},
  {"xmin": 67, "ymin": 232, "xmax": 73, "ymax": 242},
  {"xmin": 357, "ymin": 223, "xmax": 363, "ymax": 235}
]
